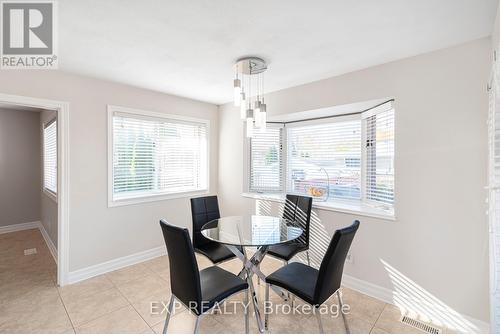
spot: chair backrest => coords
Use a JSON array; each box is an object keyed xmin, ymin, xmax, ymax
[
  {"xmin": 159, "ymin": 220, "xmax": 202, "ymax": 314},
  {"xmin": 282, "ymin": 194, "xmax": 313, "ymax": 247},
  {"xmin": 190, "ymin": 196, "xmax": 220, "ymax": 248},
  {"xmin": 313, "ymin": 220, "xmax": 360, "ymax": 305}
]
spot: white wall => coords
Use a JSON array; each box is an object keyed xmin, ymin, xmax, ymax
[
  {"xmin": 0, "ymin": 108, "xmax": 41, "ymax": 227},
  {"xmin": 0, "ymin": 71, "xmax": 218, "ymax": 272},
  {"xmin": 492, "ymin": 1, "xmax": 500, "ymax": 49},
  {"xmin": 40, "ymin": 110, "xmax": 58, "ymax": 248},
  {"xmin": 218, "ymin": 38, "xmax": 490, "ymax": 323}
]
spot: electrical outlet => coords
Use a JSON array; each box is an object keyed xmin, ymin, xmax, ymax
[{"xmin": 346, "ymin": 252, "xmax": 353, "ymax": 264}]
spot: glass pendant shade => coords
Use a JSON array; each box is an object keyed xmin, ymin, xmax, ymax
[
  {"xmin": 260, "ymin": 104, "xmax": 267, "ymax": 132},
  {"xmin": 234, "ymin": 79, "xmax": 241, "ymax": 106},
  {"xmin": 240, "ymin": 92, "xmax": 246, "ymax": 119},
  {"xmin": 254, "ymin": 101, "xmax": 261, "ymax": 127},
  {"xmin": 246, "ymin": 109, "xmax": 254, "ymax": 138}
]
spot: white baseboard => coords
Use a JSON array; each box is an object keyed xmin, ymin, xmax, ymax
[
  {"xmin": 67, "ymin": 246, "xmax": 166, "ymax": 284},
  {"xmin": 342, "ymin": 274, "xmax": 394, "ymax": 304},
  {"xmin": 342, "ymin": 274, "xmax": 490, "ymax": 334},
  {"xmin": 38, "ymin": 223, "xmax": 57, "ymax": 263},
  {"xmin": 0, "ymin": 221, "xmax": 40, "ymax": 234}
]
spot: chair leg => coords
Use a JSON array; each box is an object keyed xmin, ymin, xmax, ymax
[
  {"xmin": 284, "ymin": 261, "xmax": 290, "ymax": 300},
  {"xmin": 162, "ymin": 295, "xmax": 175, "ymax": 334},
  {"xmin": 337, "ymin": 290, "xmax": 350, "ymax": 334},
  {"xmin": 315, "ymin": 310, "xmax": 325, "ymax": 334},
  {"xmin": 194, "ymin": 316, "xmax": 201, "ymax": 334},
  {"xmin": 245, "ymin": 289, "xmax": 250, "ymax": 334},
  {"xmin": 316, "ymin": 309, "xmax": 325, "ymax": 334},
  {"xmin": 265, "ymin": 283, "xmax": 270, "ymax": 331},
  {"xmin": 306, "ymin": 251, "xmax": 311, "ymax": 266}
]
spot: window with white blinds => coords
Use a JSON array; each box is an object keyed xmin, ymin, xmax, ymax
[
  {"xmin": 287, "ymin": 120, "xmax": 361, "ymax": 201},
  {"xmin": 364, "ymin": 106, "xmax": 395, "ymax": 205},
  {"xmin": 249, "ymin": 126, "xmax": 283, "ymax": 192},
  {"xmin": 43, "ymin": 119, "xmax": 57, "ymax": 195},
  {"xmin": 111, "ymin": 109, "xmax": 208, "ymax": 203},
  {"xmin": 246, "ymin": 101, "xmax": 395, "ymax": 211}
]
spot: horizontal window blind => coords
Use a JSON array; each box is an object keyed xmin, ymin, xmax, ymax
[
  {"xmin": 249, "ymin": 127, "xmax": 283, "ymax": 192},
  {"xmin": 43, "ymin": 120, "xmax": 57, "ymax": 194},
  {"xmin": 365, "ymin": 106, "xmax": 395, "ymax": 205},
  {"xmin": 287, "ymin": 120, "xmax": 361, "ymax": 201},
  {"xmin": 112, "ymin": 113, "xmax": 208, "ymax": 200}
]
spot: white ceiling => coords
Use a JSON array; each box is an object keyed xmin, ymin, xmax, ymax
[{"xmin": 59, "ymin": 0, "xmax": 498, "ymax": 105}]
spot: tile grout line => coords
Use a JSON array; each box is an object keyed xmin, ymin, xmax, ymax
[
  {"xmin": 60, "ymin": 275, "xmax": 129, "ymax": 331},
  {"xmin": 60, "ymin": 274, "xmax": 117, "ymax": 301},
  {"xmin": 371, "ymin": 303, "xmax": 389, "ymax": 334},
  {"xmin": 55, "ymin": 285, "xmax": 77, "ymax": 332},
  {"xmin": 74, "ymin": 304, "xmax": 133, "ymax": 331},
  {"xmin": 118, "ymin": 263, "xmax": 192, "ymax": 333},
  {"xmin": 34, "ymin": 229, "xmax": 73, "ymax": 332},
  {"xmin": 111, "ymin": 271, "xmax": 160, "ymax": 332}
]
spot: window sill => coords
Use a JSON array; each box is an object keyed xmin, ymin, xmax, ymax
[
  {"xmin": 109, "ymin": 189, "xmax": 209, "ymax": 208},
  {"xmin": 43, "ymin": 189, "xmax": 58, "ymax": 203},
  {"xmin": 241, "ymin": 192, "xmax": 396, "ymax": 221}
]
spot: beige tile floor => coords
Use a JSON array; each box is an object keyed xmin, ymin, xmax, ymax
[{"xmin": 0, "ymin": 229, "xmax": 460, "ymax": 334}]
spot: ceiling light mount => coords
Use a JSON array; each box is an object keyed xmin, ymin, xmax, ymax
[{"xmin": 235, "ymin": 57, "xmax": 267, "ymax": 75}]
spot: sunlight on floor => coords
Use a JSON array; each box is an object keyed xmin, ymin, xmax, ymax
[{"xmin": 382, "ymin": 259, "xmax": 479, "ymax": 334}]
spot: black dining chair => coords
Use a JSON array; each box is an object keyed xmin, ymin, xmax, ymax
[
  {"xmin": 264, "ymin": 220, "xmax": 360, "ymax": 334},
  {"xmin": 160, "ymin": 220, "xmax": 249, "ymax": 334},
  {"xmin": 267, "ymin": 194, "xmax": 313, "ymax": 265},
  {"xmin": 258, "ymin": 194, "xmax": 313, "ymax": 288},
  {"xmin": 190, "ymin": 196, "xmax": 236, "ymax": 264}
]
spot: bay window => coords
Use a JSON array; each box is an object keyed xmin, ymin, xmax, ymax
[{"xmin": 247, "ymin": 101, "xmax": 395, "ymax": 215}]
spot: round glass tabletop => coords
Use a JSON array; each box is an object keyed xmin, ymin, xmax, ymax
[{"xmin": 201, "ymin": 215, "xmax": 303, "ymax": 247}]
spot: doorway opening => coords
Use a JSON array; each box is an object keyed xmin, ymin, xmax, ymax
[{"xmin": 0, "ymin": 93, "xmax": 69, "ymax": 286}]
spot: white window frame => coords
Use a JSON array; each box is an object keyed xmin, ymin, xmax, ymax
[
  {"xmin": 107, "ymin": 105, "xmax": 210, "ymax": 207},
  {"xmin": 43, "ymin": 117, "xmax": 57, "ymax": 202},
  {"xmin": 244, "ymin": 102, "xmax": 395, "ymax": 220}
]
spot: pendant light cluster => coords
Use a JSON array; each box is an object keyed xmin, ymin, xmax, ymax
[{"xmin": 233, "ymin": 57, "xmax": 267, "ymax": 137}]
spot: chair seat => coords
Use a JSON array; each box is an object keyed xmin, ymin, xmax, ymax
[
  {"xmin": 200, "ymin": 266, "xmax": 248, "ymax": 313},
  {"xmin": 265, "ymin": 262, "xmax": 318, "ymax": 305},
  {"xmin": 267, "ymin": 243, "xmax": 308, "ymax": 261},
  {"xmin": 195, "ymin": 241, "xmax": 236, "ymax": 264}
]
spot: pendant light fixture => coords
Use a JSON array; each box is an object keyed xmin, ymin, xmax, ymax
[{"xmin": 233, "ymin": 57, "xmax": 268, "ymax": 137}]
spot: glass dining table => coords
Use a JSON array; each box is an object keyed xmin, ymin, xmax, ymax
[{"xmin": 201, "ymin": 215, "xmax": 303, "ymax": 333}]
